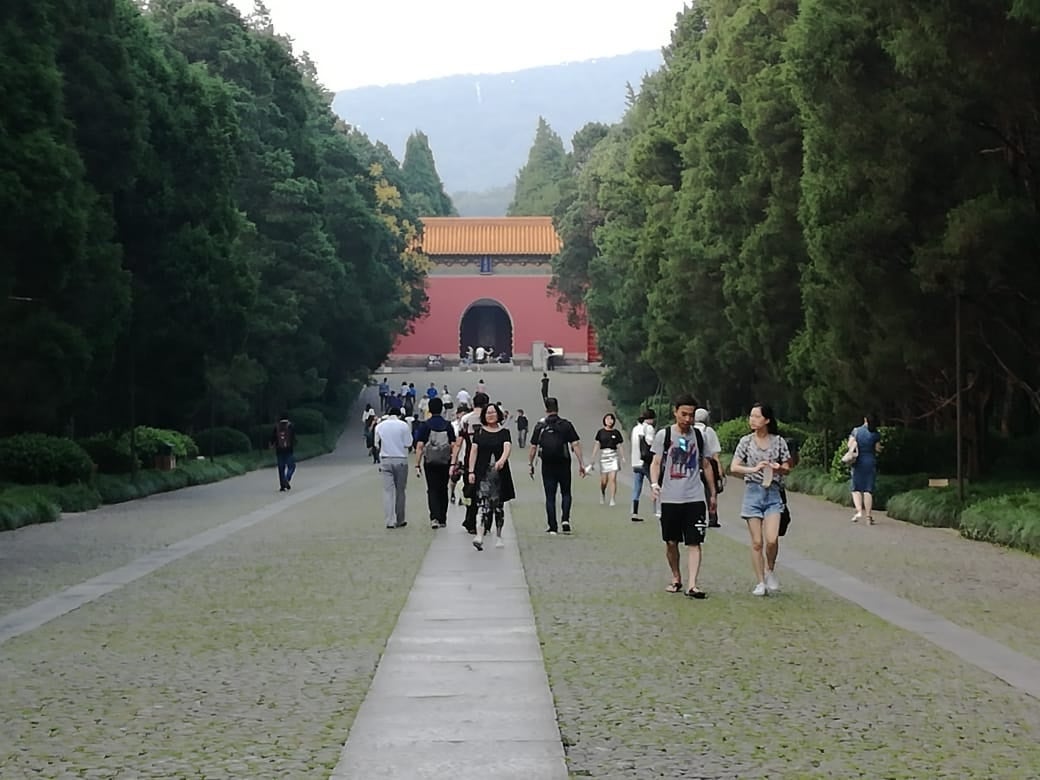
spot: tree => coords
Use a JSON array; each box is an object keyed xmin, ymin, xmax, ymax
[
  {"xmin": 508, "ymin": 117, "xmax": 569, "ymax": 216},
  {"xmin": 401, "ymin": 130, "xmax": 456, "ymax": 216}
]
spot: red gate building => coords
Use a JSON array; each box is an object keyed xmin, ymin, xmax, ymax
[{"xmin": 392, "ymin": 217, "xmax": 595, "ymax": 365}]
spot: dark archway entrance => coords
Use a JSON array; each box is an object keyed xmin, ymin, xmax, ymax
[{"xmin": 460, "ymin": 299, "xmax": 513, "ymax": 360}]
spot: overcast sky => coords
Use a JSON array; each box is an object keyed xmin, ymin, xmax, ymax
[{"xmin": 227, "ymin": 0, "xmax": 687, "ymax": 91}]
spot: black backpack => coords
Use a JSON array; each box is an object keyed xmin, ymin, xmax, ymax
[
  {"xmin": 638, "ymin": 427, "xmax": 653, "ymax": 466},
  {"xmin": 537, "ymin": 417, "xmax": 570, "ymax": 462},
  {"xmin": 656, "ymin": 425, "xmax": 706, "ymax": 487}
]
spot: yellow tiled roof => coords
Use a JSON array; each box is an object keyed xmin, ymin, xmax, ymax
[{"xmin": 416, "ymin": 217, "xmax": 562, "ymax": 256}]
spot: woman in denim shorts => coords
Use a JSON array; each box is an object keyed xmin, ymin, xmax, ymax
[{"xmin": 730, "ymin": 404, "xmax": 792, "ymax": 597}]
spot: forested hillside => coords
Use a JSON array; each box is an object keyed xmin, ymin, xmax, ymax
[
  {"xmin": 547, "ymin": 0, "xmax": 1040, "ymax": 454},
  {"xmin": 332, "ymin": 51, "xmax": 663, "ymax": 196},
  {"xmin": 1, "ymin": 0, "xmax": 429, "ymax": 438}
]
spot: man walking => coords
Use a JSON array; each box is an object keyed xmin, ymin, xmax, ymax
[
  {"xmin": 375, "ymin": 408, "xmax": 413, "ymax": 529},
  {"xmin": 694, "ymin": 408, "xmax": 724, "ymax": 527},
  {"xmin": 650, "ymin": 394, "xmax": 717, "ymax": 599},
  {"xmin": 270, "ymin": 412, "xmax": 297, "ymax": 492},
  {"xmin": 414, "ymin": 397, "xmax": 457, "ymax": 529},
  {"xmin": 630, "ymin": 409, "xmax": 656, "ymax": 521},
  {"xmin": 540, "ymin": 372, "xmax": 549, "ymax": 402},
  {"xmin": 378, "ymin": 377, "xmax": 390, "ymax": 412},
  {"xmin": 516, "ymin": 408, "xmax": 529, "ymax": 448},
  {"xmin": 528, "ymin": 397, "xmax": 586, "ymax": 535},
  {"xmin": 458, "ymin": 392, "xmax": 490, "ymax": 534}
]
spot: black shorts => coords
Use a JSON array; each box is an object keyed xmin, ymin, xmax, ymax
[{"xmin": 659, "ymin": 502, "xmax": 707, "ymax": 546}]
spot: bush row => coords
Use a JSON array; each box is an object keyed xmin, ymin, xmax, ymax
[{"xmin": 0, "ymin": 430, "xmax": 339, "ymax": 531}]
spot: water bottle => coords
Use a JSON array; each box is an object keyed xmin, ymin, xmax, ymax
[{"xmin": 762, "ymin": 465, "xmax": 774, "ymax": 488}]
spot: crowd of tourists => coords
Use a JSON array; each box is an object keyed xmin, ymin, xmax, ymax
[{"xmin": 347, "ymin": 374, "xmax": 881, "ymax": 600}]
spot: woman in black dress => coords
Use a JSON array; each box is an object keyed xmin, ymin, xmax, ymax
[{"xmin": 467, "ymin": 403, "xmax": 515, "ymax": 551}]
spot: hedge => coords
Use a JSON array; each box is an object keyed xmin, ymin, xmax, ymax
[
  {"xmin": 78, "ymin": 434, "xmax": 138, "ymax": 474},
  {"xmin": 960, "ymin": 491, "xmax": 1040, "ymax": 555},
  {"xmin": 0, "ymin": 487, "xmax": 61, "ymax": 530},
  {"xmin": 115, "ymin": 426, "xmax": 199, "ymax": 462},
  {"xmin": 193, "ymin": 427, "xmax": 252, "ymax": 456},
  {"xmin": 286, "ymin": 407, "xmax": 327, "ymax": 435},
  {"xmin": 0, "ymin": 433, "xmax": 95, "ymax": 485},
  {"xmin": 783, "ymin": 466, "xmax": 928, "ymax": 511}
]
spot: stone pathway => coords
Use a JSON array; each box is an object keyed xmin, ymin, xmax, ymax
[{"xmin": 330, "ymin": 501, "xmax": 567, "ymax": 779}]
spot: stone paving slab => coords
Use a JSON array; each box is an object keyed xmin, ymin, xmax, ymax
[{"xmin": 330, "ymin": 502, "xmax": 568, "ymax": 779}]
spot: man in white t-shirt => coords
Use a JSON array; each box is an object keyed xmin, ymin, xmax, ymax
[
  {"xmin": 629, "ymin": 409, "xmax": 656, "ymax": 522},
  {"xmin": 375, "ymin": 408, "xmax": 415, "ymax": 530},
  {"xmin": 475, "ymin": 345, "xmax": 486, "ymax": 364},
  {"xmin": 694, "ymin": 408, "xmax": 723, "ymax": 527},
  {"xmin": 455, "ymin": 387, "xmax": 471, "ymax": 407}
]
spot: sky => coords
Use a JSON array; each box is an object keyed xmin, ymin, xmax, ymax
[{"xmin": 228, "ymin": 0, "xmax": 688, "ymax": 91}]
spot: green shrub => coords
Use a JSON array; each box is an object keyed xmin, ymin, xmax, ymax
[
  {"xmin": 0, "ymin": 433, "xmax": 95, "ymax": 485},
  {"xmin": 783, "ymin": 466, "xmax": 832, "ymax": 495},
  {"xmin": 0, "ymin": 487, "xmax": 61, "ymax": 531},
  {"xmin": 78, "ymin": 434, "xmax": 138, "ymax": 474},
  {"xmin": 247, "ymin": 423, "xmax": 273, "ymax": 449},
  {"xmin": 94, "ymin": 474, "xmax": 143, "ymax": 504},
  {"xmin": 877, "ymin": 426, "xmax": 955, "ymax": 476},
  {"xmin": 30, "ymin": 482, "xmax": 103, "ymax": 513},
  {"xmin": 115, "ymin": 426, "xmax": 199, "ymax": 462},
  {"xmin": 716, "ymin": 418, "xmax": 750, "ymax": 453},
  {"xmin": 179, "ymin": 459, "xmax": 234, "ymax": 486},
  {"xmin": 785, "ymin": 465, "xmax": 927, "ymax": 511},
  {"xmin": 798, "ymin": 433, "xmax": 828, "ymax": 469},
  {"xmin": 286, "ymin": 408, "xmax": 326, "ymax": 435},
  {"xmin": 960, "ymin": 491, "xmax": 1040, "ymax": 555},
  {"xmin": 193, "ymin": 427, "xmax": 252, "ymax": 456},
  {"xmin": 886, "ymin": 487, "xmax": 966, "ymax": 528}
]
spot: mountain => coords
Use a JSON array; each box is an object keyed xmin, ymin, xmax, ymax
[{"xmin": 332, "ymin": 51, "xmax": 663, "ymax": 206}]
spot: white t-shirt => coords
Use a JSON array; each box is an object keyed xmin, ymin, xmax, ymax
[
  {"xmin": 694, "ymin": 422, "xmax": 721, "ymax": 459},
  {"xmin": 375, "ymin": 417, "xmax": 413, "ymax": 458},
  {"xmin": 630, "ymin": 421, "xmax": 655, "ymax": 468},
  {"xmin": 475, "ymin": 346, "xmax": 486, "ymax": 361},
  {"xmin": 456, "ymin": 389, "xmax": 471, "ymax": 406}
]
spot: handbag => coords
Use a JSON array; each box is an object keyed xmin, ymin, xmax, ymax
[{"xmin": 841, "ymin": 435, "xmax": 858, "ymax": 465}]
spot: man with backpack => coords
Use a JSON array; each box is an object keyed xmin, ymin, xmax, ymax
[
  {"xmin": 630, "ymin": 409, "xmax": 657, "ymax": 522},
  {"xmin": 414, "ymin": 397, "xmax": 458, "ymax": 529},
  {"xmin": 694, "ymin": 408, "xmax": 724, "ymax": 527},
  {"xmin": 528, "ymin": 397, "xmax": 586, "ymax": 535},
  {"xmin": 650, "ymin": 394, "xmax": 718, "ymax": 599},
  {"xmin": 269, "ymin": 413, "xmax": 297, "ymax": 492}
]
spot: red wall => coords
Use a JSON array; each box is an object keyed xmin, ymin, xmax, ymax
[{"xmin": 393, "ymin": 275, "xmax": 588, "ymax": 359}]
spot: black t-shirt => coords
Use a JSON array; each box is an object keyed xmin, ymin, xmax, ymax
[
  {"xmin": 541, "ymin": 377, "xmax": 549, "ymax": 393},
  {"xmin": 595, "ymin": 428, "xmax": 623, "ymax": 451},
  {"xmin": 516, "ymin": 415, "xmax": 529, "ymax": 431},
  {"xmin": 473, "ymin": 428, "xmax": 511, "ymax": 475},
  {"xmin": 530, "ymin": 414, "xmax": 579, "ymax": 461}
]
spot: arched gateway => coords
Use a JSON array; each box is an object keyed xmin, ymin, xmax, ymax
[{"xmin": 391, "ymin": 217, "xmax": 596, "ymax": 366}]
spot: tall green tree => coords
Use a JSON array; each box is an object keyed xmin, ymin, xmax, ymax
[
  {"xmin": 508, "ymin": 117, "xmax": 569, "ymax": 216},
  {"xmin": 401, "ymin": 130, "xmax": 456, "ymax": 216}
]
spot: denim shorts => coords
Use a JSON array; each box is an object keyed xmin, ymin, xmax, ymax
[{"xmin": 741, "ymin": 482, "xmax": 784, "ymax": 519}]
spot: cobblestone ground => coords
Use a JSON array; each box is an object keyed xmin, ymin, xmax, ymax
[
  {"xmin": 503, "ymin": 372, "xmax": 1040, "ymax": 778},
  {"xmin": 3, "ymin": 372, "xmax": 1039, "ymax": 779},
  {"xmin": 0, "ymin": 430, "xmax": 434, "ymax": 778}
]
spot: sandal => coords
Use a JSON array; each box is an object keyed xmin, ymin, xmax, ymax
[
  {"xmin": 665, "ymin": 581, "xmax": 683, "ymax": 593},
  {"xmin": 685, "ymin": 588, "xmax": 707, "ymax": 600}
]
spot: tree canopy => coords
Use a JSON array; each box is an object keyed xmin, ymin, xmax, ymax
[
  {"xmin": 508, "ymin": 117, "xmax": 569, "ymax": 216},
  {"xmin": 401, "ymin": 130, "xmax": 456, "ymax": 216},
  {"xmin": 550, "ymin": 0, "xmax": 1040, "ymax": 458},
  {"xmin": 1, "ymin": 0, "xmax": 428, "ymax": 436}
]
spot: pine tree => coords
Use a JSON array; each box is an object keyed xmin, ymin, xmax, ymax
[
  {"xmin": 400, "ymin": 131, "xmax": 456, "ymax": 216},
  {"xmin": 508, "ymin": 117, "xmax": 568, "ymax": 216}
]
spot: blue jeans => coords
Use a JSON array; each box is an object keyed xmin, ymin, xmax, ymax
[
  {"xmin": 740, "ymin": 482, "xmax": 784, "ymax": 519},
  {"xmin": 276, "ymin": 451, "xmax": 296, "ymax": 488},
  {"xmin": 541, "ymin": 462, "xmax": 572, "ymax": 532}
]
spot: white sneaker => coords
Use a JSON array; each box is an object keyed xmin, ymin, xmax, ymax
[
  {"xmin": 851, "ymin": 512, "xmax": 862, "ymax": 523},
  {"xmin": 495, "ymin": 538, "xmax": 504, "ymax": 548},
  {"xmin": 764, "ymin": 570, "xmax": 780, "ymax": 593},
  {"xmin": 752, "ymin": 582, "xmax": 767, "ymax": 597},
  {"xmin": 609, "ymin": 498, "xmax": 616, "ymax": 507},
  {"xmin": 599, "ymin": 495, "xmax": 605, "ymax": 505}
]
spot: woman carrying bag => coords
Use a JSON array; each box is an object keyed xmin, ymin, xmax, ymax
[{"xmin": 848, "ymin": 413, "xmax": 882, "ymax": 524}]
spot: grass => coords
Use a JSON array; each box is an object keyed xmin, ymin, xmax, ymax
[{"xmin": 508, "ymin": 475, "xmax": 1040, "ymax": 778}]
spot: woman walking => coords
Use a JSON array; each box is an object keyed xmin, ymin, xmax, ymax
[
  {"xmin": 849, "ymin": 413, "xmax": 883, "ymax": 524},
  {"xmin": 365, "ymin": 416, "xmax": 379, "ymax": 463},
  {"xmin": 467, "ymin": 403, "xmax": 516, "ymax": 550},
  {"xmin": 730, "ymin": 403, "xmax": 792, "ymax": 596},
  {"xmin": 588, "ymin": 413, "xmax": 625, "ymax": 506}
]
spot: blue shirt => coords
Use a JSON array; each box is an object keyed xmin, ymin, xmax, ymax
[{"xmin": 426, "ymin": 387, "xmax": 438, "ymax": 399}]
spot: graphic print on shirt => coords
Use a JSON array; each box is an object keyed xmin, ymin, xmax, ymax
[{"xmin": 668, "ymin": 433, "xmax": 700, "ymax": 481}]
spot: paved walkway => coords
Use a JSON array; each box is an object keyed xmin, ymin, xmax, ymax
[{"xmin": 330, "ymin": 502, "xmax": 567, "ymax": 779}]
